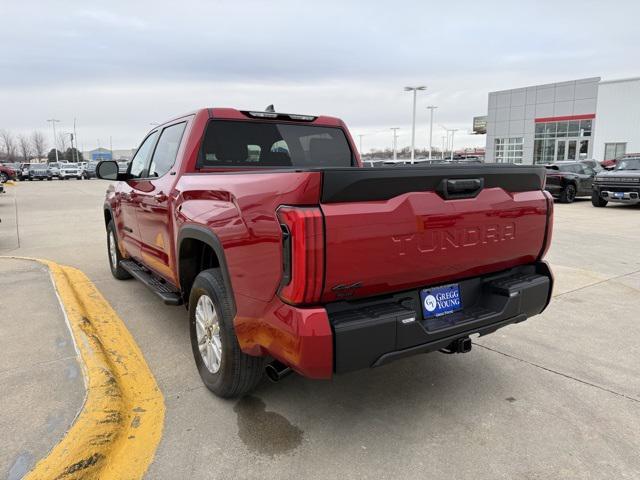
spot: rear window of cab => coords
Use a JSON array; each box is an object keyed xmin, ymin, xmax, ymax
[{"xmin": 198, "ymin": 120, "xmax": 354, "ymax": 168}]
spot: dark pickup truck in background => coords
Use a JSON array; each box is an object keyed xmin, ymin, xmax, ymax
[
  {"xmin": 544, "ymin": 160, "xmax": 597, "ymax": 203},
  {"xmin": 592, "ymin": 155, "xmax": 640, "ymax": 207},
  {"xmin": 96, "ymin": 107, "xmax": 554, "ymax": 397}
]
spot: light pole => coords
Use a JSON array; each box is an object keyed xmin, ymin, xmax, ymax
[
  {"xmin": 73, "ymin": 118, "xmax": 79, "ymax": 163},
  {"xmin": 358, "ymin": 134, "xmax": 365, "ymax": 154},
  {"xmin": 450, "ymin": 129, "xmax": 459, "ymax": 162},
  {"xmin": 426, "ymin": 106, "xmax": 437, "ymax": 161},
  {"xmin": 390, "ymin": 127, "xmax": 400, "ymax": 161},
  {"xmin": 441, "ymin": 136, "xmax": 447, "ymax": 160},
  {"xmin": 47, "ymin": 118, "xmax": 60, "ymax": 162},
  {"xmin": 404, "ymin": 86, "xmax": 426, "ymax": 164}
]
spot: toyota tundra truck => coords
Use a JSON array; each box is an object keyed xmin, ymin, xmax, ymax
[{"xmin": 96, "ymin": 107, "xmax": 554, "ymax": 398}]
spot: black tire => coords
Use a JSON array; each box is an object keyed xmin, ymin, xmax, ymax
[
  {"xmin": 0, "ymin": 173, "xmax": 8, "ymax": 182},
  {"xmin": 107, "ymin": 221, "xmax": 132, "ymax": 280},
  {"xmin": 47, "ymin": 177, "xmax": 52, "ymax": 181},
  {"xmin": 591, "ymin": 190, "xmax": 608, "ymax": 207},
  {"xmin": 559, "ymin": 183, "xmax": 577, "ymax": 203},
  {"xmin": 189, "ymin": 269, "xmax": 264, "ymax": 398}
]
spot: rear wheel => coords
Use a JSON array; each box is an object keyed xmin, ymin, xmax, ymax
[
  {"xmin": 189, "ymin": 269, "xmax": 264, "ymax": 398},
  {"xmin": 591, "ymin": 190, "xmax": 608, "ymax": 207},
  {"xmin": 107, "ymin": 221, "xmax": 132, "ymax": 280},
  {"xmin": 560, "ymin": 183, "xmax": 577, "ymax": 203},
  {"xmin": 0, "ymin": 172, "xmax": 8, "ymax": 182}
]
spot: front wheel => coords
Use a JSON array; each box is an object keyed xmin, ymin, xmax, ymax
[
  {"xmin": 189, "ymin": 269, "xmax": 264, "ymax": 398},
  {"xmin": 591, "ymin": 190, "xmax": 608, "ymax": 207},
  {"xmin": 560, "ymin": 184, "xmax": 577, "ymax": 203},
  {"xmin": 107, "ymin": 221, "xmax": 132, "ymax": 280},
  {"xmin": 0, "ymin": 173, "xmax": 8, "ymax": 182}
]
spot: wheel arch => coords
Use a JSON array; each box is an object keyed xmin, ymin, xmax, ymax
[
  {"xmin": 177, "ymin": 225, "xmax": 236, "ymax": 315},
  {"xmin": 103, "ymin": 203, "xmax": 114, "ymax": 230}
]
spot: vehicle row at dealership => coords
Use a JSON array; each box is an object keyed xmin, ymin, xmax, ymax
[{"xmin": 0, "ymin": 160, "xmax": 131, "ymax": 181}]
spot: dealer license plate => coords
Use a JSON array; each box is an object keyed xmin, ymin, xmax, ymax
[{"xmin": 420, "ymin": 284, "xmax": 462, "ymax": 319}]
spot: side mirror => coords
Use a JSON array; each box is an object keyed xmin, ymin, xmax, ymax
[{"xmin": 96, "ymin": 161, "xmax": 120, "ymax": 180}]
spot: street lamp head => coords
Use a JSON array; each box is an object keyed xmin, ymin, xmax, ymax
[{"xmin": 404, "ymin": 86, "xmax": 427, "ymax": 91}]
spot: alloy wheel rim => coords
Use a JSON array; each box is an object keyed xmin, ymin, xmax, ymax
[
  {"xmin": 195, "ymin": 295, "xmax": 222, "ymax": 374},
  {"xmin": 567, "ymin": 186, "xmax": 576, "ymax": 201},
  {"xmin": 108, "ymin": 231, "xmax": 118, "ymax": 268}
]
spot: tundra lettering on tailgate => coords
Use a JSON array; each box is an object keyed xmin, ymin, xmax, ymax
[{"xmin": 392, "ymin": 223, "xmax": 516, "ymax": 256}]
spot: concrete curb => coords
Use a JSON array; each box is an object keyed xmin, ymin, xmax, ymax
[{"xmin": 14, "ymin": 259, "xmax": 165, "ymax": 479}]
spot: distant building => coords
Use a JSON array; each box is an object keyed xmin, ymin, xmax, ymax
[
  {"xmin": 86, "ymin": 148, "xmax": 112, "ymax": 161},
  {"xmin": 484, "ymin": 76, "xmax": 640, "ymax": 164},
  {"xmin": 84, "ymin": 148, "xmax": 136, "ymax": 162}
]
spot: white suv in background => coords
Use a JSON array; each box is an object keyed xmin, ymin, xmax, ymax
[{"xmin": 58, "ymin": 162, "xmax": 82, "ymax": 180}]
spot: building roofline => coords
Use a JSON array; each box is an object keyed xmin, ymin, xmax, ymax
[
  {"xmin": 489, "ymin": 77, "xmax": 601, "ymax": 95},
  {"xmin": 599, "ymin": 76, "xmax": 640, "ymax": 86}
]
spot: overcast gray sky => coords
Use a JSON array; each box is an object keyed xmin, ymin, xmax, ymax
[{"xmin": 1, "ymin": 0, "xmax": 639, "ymax": 152}]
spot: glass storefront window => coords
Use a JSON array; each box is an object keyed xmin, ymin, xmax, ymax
[
  {"xmin": 533, "ymin": 119, "xmax": 592, "ymax": 163},
  {"xmin": 556, "ymin": 122, "xmax": 568, "ymax": 137},
  {"xmin": 568, "ymin": 121, "xmax": 579, "ymax": 136},
  {"xmin": 495, "ymin": 137, "xmax": 523, "ymax": 163},
  {"xmin": 604, "ymin": 142, "xmax": 626, "ymax": 160},
  {"xmin": 544, "ymin": 123, "xmax": 556, "ymax": 135}
]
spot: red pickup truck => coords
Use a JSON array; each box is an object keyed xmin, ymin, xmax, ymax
[{"xmin": 97, "ymin": 108, "xmax": 554, "ymax": 397}]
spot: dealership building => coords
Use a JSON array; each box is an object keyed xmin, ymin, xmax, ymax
[{"xmin": 484, "ymin": 76, "xmax": 640, "ymax": 164}]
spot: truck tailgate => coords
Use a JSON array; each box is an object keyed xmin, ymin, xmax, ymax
[{"xmin": 319, "ymin": 166, "xmax": 550, "ymax": 302}]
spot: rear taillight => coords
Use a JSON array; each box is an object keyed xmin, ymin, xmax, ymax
[
  {"xmin": 538, "ymin": 191, "xmax": 554, "ymax": 259},
  {"xmin": 277, "ymin": 206, "xmax": 324, "ymax": 305}
]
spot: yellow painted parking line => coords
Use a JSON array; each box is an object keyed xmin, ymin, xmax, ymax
[{"xmin": 7, "ymin": 259, "xmax": 166, "ymax": 479}]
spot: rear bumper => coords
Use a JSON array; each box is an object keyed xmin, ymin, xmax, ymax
[
  {"xmin": 237, "ymin": 262, "xmax": 552, "ymax": 379},
  {"xmin": 328, "ymin": 262, "xmax": 553, "ymax": 374}
]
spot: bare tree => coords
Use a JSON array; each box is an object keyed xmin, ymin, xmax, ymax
[
  {"xmin": 57, "ymin": 132, "xmax": 69, "ymax": 153},
  {"xmin": 18, "ymin": 134, "xmax": 32, "ymax": 163},
  {"xmin": 0, "ymin": 129, "xmax": 18, "ymax": 162},
  {"xmin": 31, "ymin": 131, "xmax": 47, "ymax": 161}
]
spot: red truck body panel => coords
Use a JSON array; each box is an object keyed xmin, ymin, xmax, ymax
[
  {"xmin": 105, "ymin": 107, "xmax": 552, "ymax": 380},
  {"xmin": 321, "ymin": 189, "xmax": 548, "ymax": 302}
]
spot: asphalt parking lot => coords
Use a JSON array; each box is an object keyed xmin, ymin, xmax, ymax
[{"xmin": 2, "ymin": 180, "xmax": 640, "ymax": 479}]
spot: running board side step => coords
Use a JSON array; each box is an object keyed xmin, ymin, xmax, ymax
[{"xmin": 120, "ymin": 260, "xmax": 183, "ymax": 305}]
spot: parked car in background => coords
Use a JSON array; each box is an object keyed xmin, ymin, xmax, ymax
[
  {"xmin": 58, "ymin": 162, "xmax": 82, "ymax": 180},
  {"xmin": 83, "ymin": 161, "xmax": 99, "ymax": 179},
  {"xmin": 580, "ymin": 159, "xmax": 603, "ymax": 173},
  {"xmin": 18, "ymin": 163, "xmax": 30, "ymax": 180},
  {"xmin": 0, "ymin": 164, "xmax": 17, "ymax": 182},
  {"xmin": 117, "ymin": 161, "xmax": 130, "ymax": 174},
  {"xmin": 602, "ymin": 153, "xmax": 640, "ymax": 171},
  {"xmin": 592, "ymin": 155, "xmax": 640, "ymax": 207},
  {"xmin": 28, "ymin": 163, "xmax": 52, "ymax": 180},
  {"xmin": 544, "ymin": 161, "xmax": 596, "ymax": 203},
  {"xmin": 47, "ymin": 162, "xmax": 62, "ymax": 179}
]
